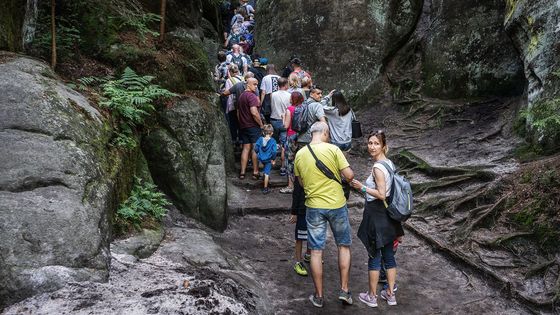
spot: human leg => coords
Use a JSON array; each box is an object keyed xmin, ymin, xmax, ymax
[
  {"xmin": 294, "ymin": 213, "xmax": 308, "ymax": 276},
  {"xmin": 380, "ymin": 243, "xmax": 397, "ymax": 296},
  {"xmin": 338, "ymin": 245, "xmax": 351, "ymax": 292},
  {"xmin": 240, "ymin": 143, "xmax": 251, "ymax": 176},
  {"xmin": 306, "ymin": 208, "xmax": 328, "ymax": 298},
  {"xmin": 251, "ymin": 145, "xmax": 259, "ymax": 176}
]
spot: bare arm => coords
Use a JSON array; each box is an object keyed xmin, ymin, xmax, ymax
[
  {"xmin": 260, "ymin": 90, "xmax": 265, "ymax": 104},
  {"xmin": 340, "ymin": 166, "xmax": 354, "ymax": 182},
  {"xmin": 250, "ymin": 106, "xmax": 263, "ymax": 128},
  {"xmin": 283, "ymin": 110, "xmax": 291, "ymax": 129}
]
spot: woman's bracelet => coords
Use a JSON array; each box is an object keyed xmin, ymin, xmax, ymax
[{"xmin": 361, "ymin": 186, "xmax": 367, "ymax": 193}]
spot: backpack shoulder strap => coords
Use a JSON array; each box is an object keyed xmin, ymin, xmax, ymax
[
  {"xmin": 376, "ymin": 160, "xmax": 395, "ymax": 176},
  {"xmin": 307, "ymin": 144, "xmax": 342, "ymax": 185}
]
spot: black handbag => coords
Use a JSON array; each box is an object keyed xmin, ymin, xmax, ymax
[{"xmin": 351, "ymin": 111, "xmax": 362, "ymax": 138}]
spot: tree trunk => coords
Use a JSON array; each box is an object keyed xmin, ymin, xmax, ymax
[
  {"xmin": 50, "ymin": 0, "xmax": 56, "ymax": 69},
  {"xmin": 159, "ymin": 0, "xmax": 167, "ymax": 41}
]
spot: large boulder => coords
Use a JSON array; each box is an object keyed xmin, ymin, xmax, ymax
[
  {"xmin": 0, "ymin": 52, "xmax": 123, "ymax": 308},
  {"xmin": 256, "ymin": 0, "xmax": 525, "ymax": 103},
  {"xmin": 504, "ymin": 0, "xmax": 560, "ymax": 102},
  {"xmin": 142, "ymin": 94, "xmax": 233, "ymax": 231},
  {"xmin": 418, "ymin": 0, "xmax": 525, "ymax": 98},
  {"xmin": 255, "ymin": 0, "xmax": 422, "ymax": 100}
]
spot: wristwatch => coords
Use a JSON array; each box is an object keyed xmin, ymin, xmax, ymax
[{"xmin": 361, "ymin": 186, "xmax": 367, "ymax": 193}]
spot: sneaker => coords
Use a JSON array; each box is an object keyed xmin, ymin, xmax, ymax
[
  {"xmin": 358, "ymin": 292, "xmax": 378, "ymax": 307},
  {"xmin": 380, "ymin": 289, "xmax": 397, "ymax": 306},
  {"xmin": 309, "ymin": 294, "xmax": 324, "ymax": 308},
  {"xmin": 303, "ymin": 253, "xmax": 311, "ymax": 263},
  {"xmin": 338, "ymin": 290, "xmax": 353, "ymax": 305},
  {"xmin": 294, "ymin": 262, "xmax": 308, "ymax": 276},
  {"xmin": 262, "ymin": 187, "xmax": 270, "ymax": 194},
  {"xmin": 280, "ymin": 168, "xmax": 287, "ymax": 176},
  {"xmin": 279, "ymin": 186, "xmax": 293, "ymax": 194},
  {"xmin": 382, "ymin": 283, "xmax": 398, "ymax": 293}
]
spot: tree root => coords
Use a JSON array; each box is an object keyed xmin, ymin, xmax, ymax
[
  {"xmin": 461, "ymin": 270, "xmax": 473, "ymax": 289},
  {"xmin": 480, "ymin": 232, "xmax": 534, "ymax": 248},
  {"xmin": 449, "ymin": 186, "xmax": 492, "ymax": 213},
  {"xmin": 414, "ymin": 174, "xmax": 479, "ymax": 196},
  {"xmin": 394, "ymin": 150, "xmax": 495, "ymax": 181},
  {"xmin": 525, "ymin": 259, "xmax": 558, "ymax": 279},
  {"xmin": 454, "ymin": 194, "xmax": 510, "ymax": 240}
]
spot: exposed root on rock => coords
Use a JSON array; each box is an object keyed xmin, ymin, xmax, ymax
[
  {"xmin": 394, "ymin": 150, "xmax": 496, "ymax": 181},
  {"xmin": 453, "ymin": 194, "xmax": 510, "ymax": 241},
  {"xmin": 525, "ymin": 259, "xmax": 558, "ymax": 279}
]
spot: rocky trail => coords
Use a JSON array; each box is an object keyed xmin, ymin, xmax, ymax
[{"xmin": 4, "ymin": 96, "xmax": 558, "ymax": 315}]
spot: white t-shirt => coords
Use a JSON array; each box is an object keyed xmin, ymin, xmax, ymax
[
  {"xmin": 270, "ymin": 90, "xmax": 291, "ymax": 120},
  {"xmin": 365, "ymin": 160, "xmax": 395, "ymax": 202},
  {"xmin": 260, "ymin": 74, "xmax": 280, "ymax": 95}
]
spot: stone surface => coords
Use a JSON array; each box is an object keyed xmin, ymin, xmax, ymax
[
  {"xmin": 0, "ymin": 52, "xmax": 125, "ymax": 307},
  {"xmin": 418, "ymin": 0, "xmax": 525, "ymax": 98},
  {"xmin": 255, "ymin": 0, "xmax": 422, "ymax": 101},
  {"xmin": 111, "ymin": 228, "xmax": 165, "ymax": 259},
  {"xmin": 255, "ymin": 0, "xmax": 525, "ymax": 103},
  {"xmin": 504, "ymin": 0, "xmax": 560, "ymax": 149},
  {"xmin": 2, "ymin": 211, "xmax": 269, "ymax": 315},
  {"xmin": 142, "ymin": 94, "xmax": 233, "ymax": 231}
]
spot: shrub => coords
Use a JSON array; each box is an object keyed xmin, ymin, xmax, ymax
[
  {"xmin": 99, "ymin": 67, "xmax": 176, "ymax": 148},
  {"xmin": 116, "ymin": 177, "xmax": 170, "ymax": 231}
]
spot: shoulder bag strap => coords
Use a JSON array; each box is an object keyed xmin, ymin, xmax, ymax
[{"xmin": 307, "ymin": 144, "xmax": 342, "ymax": 185}]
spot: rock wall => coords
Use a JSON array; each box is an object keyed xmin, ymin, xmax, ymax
[
  {"xmin": 255, "ymin": 0, "xmax": 422, "ymax": 100},
  {"xmin": 255, "ymin": 0, "xmax": 526, "ymax": 103},
  {"xmin": 0, "ymin": 53, "xmax": 130, "ymax": 307},
  {"xmin": 504, "ymin": 0, "xmax": 560, "ymax": 104},
  {"xmin": 142, "ymin": 94, "xmax": 233, "ymax": 231}
]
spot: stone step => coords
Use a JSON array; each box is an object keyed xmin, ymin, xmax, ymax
[{"xmin": 227, "ymin": 179, "xmax": 365, "ymax": 216}]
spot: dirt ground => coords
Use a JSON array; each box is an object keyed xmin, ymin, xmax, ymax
[
  {"xmin": 215, "ymin": 209, "xmax": 529, "ymax": 314},
  {"xmin": 218, "ymin": 96, "xmax": 559, "ymax": 314}
]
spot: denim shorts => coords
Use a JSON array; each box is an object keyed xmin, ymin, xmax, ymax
[
  {"xmin": 306, "ymin": 205, "xmax": 352, "ymax": 250},
  {"xmin": 270, "ymin": 119, "xmax": 287, "ymax": 145}
]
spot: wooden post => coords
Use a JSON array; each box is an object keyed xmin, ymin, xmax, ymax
[
  {"xmin": 50, "ymin": 0, "xmax": 56, "ymax": 69},
  {"xmin": 159, "ymin": 0, "xmax": 167, "ymax": 41}
]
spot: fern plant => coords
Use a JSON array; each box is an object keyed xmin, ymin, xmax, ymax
[
  {"xmin": 118, "ymin": 13, "xmax": 161, "ymax": 40},
  {"xmin": 116, "ymin": 177, "xmax": 170, "ymax": 231},
  {"xmin": 100, "ymin": 67, "xmax": 176, "ymax": 148}
]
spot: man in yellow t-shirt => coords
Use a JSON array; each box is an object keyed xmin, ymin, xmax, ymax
[{"xmin": 294, "ymin": 121, "xmax": 354, "ymax": 308}]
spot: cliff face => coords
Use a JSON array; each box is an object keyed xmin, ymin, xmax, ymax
[
  {"xmin": 0, "ymin": 54, "xmax": 115, "ymax": 308},
  {"xmin": 0, "ymin": 0, "xmax": 232, "ymax": 308},
  {"xmin": 255, "ymin": 0, "xmax": 527, "ymax": 103}
]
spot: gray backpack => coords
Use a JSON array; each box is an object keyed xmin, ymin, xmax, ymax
[{"xmin": 377, "ymin": 161, "xmax": 413, "ymax": 222}]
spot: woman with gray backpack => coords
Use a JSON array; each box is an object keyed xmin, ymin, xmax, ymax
[{"xmin": 350, "ymin": 130, "xmax": 405, "ymax": 308}]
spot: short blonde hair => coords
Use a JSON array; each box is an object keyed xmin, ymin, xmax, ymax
[{"xmin": 262, "ymin": 124, "xmax": 274, "ymax": 135}]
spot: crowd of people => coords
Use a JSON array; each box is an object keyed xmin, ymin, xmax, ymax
[{"xmin": 213, "ymin": 1, "xmax": 404, "ymax": 309}]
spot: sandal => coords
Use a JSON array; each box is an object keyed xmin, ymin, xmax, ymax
[
  {"xmin": 252, "ymin": 173, "xmax": 260, "ymax": 180},
  {"xmin": 239, "ymin": 173, "xmax": 246, "ymax": 180}
]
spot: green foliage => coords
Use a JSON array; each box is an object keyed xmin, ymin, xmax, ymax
[
  {"xmin": 116, "ymin": 177, "xmax": 170, "ymax": 231},
  {"xmin": 31, "ymin": 15, "xmax": 82, "ymax": 60},
  {"xmin": 117, "ymin": 13, "xmax": 161, "ymax": 40},
  {"xmin": 509, "ymin": 168, "xmax": 560, "ymax": 253},
  {"xmin": 520, "ymin": 98, "xmax": 560, "ymax": 140},
  {"xmin": 100, "ymin": 67, "xmax": 176, "ymax": 148}
]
